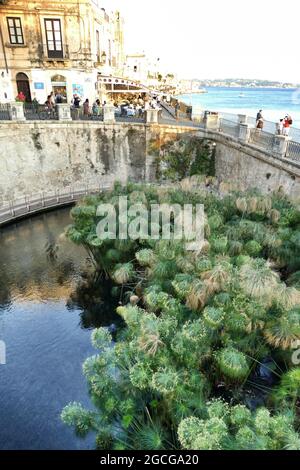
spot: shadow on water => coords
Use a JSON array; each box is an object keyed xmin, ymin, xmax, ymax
[
  {"xmin": 66, "ymin": 272, "xmax": 123, "ymax": 331},
  {"xmin": 0, "ymin": 208, "xmax": 120, "ymax": 450}
]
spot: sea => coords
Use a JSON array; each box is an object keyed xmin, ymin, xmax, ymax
[{"xmin": 177, "ymin": 87, "xmax": 300, "ymax": 129}]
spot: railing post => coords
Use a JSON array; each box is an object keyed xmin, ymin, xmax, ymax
[
  {"xmin": 146, "ymin": 109, "xmax": 159, "ymax": 124},
  {"xmin": 204, "ymin": 112, "xmax": 220, "ymax": 131},
  {"xmin": 272, "ymin": 135, "xmax": 289, "ymax": 158},
  {"xmin": 103, "ymin": 105, "xmax": 116, "ymax": 123},
  {"xmin": 8, "ymin": 102, "xmax": 25, "ymax": 121},
  {"xmin": 56, "ymin": 103, "xmax": 72, "ymax": 121},
  {"xmin": 238, "ymin": 114, "xmax": 248, "ymax": 124},
  {"xmin": 239, "ymin": 123, "xmax": 250, "ymax": 143}
]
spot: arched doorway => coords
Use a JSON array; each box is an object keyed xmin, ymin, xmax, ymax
[
  {"xmin": 51, "ymin": 74, "xmax": 67, "ymax": 101},
  {"xmin": 16, "ymin": 72, "xmax": 32, "ymax": 102}
]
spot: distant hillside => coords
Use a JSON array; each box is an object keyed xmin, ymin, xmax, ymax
[{"xmin": 190, "ymin": 78, "xmax": 299, "ymax": 88}]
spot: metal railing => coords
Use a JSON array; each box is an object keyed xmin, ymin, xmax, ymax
[
  {"xmin": 70, "ymin": 107, "xmax": 103, "ymax": 121},
  {"xmin": 0, "ymin": 182, "xmax": 112, "ymax": 227},
  {"xmin": 286, "ymin": 140, "xmax": 300, "ymax": 163},
  {"xmin": 0, "ymin": 103, "xmax": 9, "ymax": 120},
  {"xmin": 1, "ymin": 104, "xmax": 300, "ymax": 167},
  {"xmin": 219, "ymin": 118, "xmax": 240, "ymax": 138},
  {"xmin": 24, "ymin": 103, "xmax": 58, "ymax": 120},
  {"xmin": 42, "ymin": 44, "xmax": 70, "ymax": 61},
  {"xmin": 249, "ymin": 128, "xmax": 275, "ymax": 152}
]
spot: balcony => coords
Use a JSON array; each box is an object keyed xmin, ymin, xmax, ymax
[{"xmin": 42, "ymin": 44, "xmax": 69, "ymax": 61}]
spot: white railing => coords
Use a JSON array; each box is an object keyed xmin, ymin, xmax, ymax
[
  {"xmin": 286, "ymin": 140, "xmax": 300, "ymax": 163},
  {"xmin": 249, "ymin": 128, "xmax": 275, "ymax": 152},
  {"xmin": 0, "ymin": 182, "xmax": 113, "ymax": 226}
]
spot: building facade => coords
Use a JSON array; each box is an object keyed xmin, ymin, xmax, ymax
[{"xmin": 0, "ymin": 0, "xmax": 124, "ymax": 103}]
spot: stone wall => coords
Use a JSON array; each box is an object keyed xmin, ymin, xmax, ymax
[
  {"xmin": 150, "ymin": 125, "xmax": 300, "ymax": 201},
  {"xmin": 211, "ymin": 132, "xmax": 300, "ymax": 201},
  {"xmin": 0, "ymin": 121, "xmax": 299, "ymax": 206},
  {"xmin": 0, "ymin": 121, "xmax": 196, "ymax": 204},
  {"xmin": 0, "ymin": 122, "xmax": 135, "ymax": 203}
]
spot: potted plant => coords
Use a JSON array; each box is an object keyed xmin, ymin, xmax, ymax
[{"xmin": 15, "ymin": 92, "xmax": 26, "ymax": 102}]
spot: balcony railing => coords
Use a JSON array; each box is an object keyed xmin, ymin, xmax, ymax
[{"xmin": 42, "ymin": 44, "xmax": 69, "ymax": 60}]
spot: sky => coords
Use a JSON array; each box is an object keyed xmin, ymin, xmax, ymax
[{"xmin": 103, "ymin": 0, "xmax": 300, "ymax": 83}]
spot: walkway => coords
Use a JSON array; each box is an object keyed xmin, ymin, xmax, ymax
[{"xmin": 0, "ymin": 183, "xmax": 111, "ymax": 227}]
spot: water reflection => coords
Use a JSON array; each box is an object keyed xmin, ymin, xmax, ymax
[{"xmin": 0, "ymin": 208, "xmax": 119, "ymax": 449}]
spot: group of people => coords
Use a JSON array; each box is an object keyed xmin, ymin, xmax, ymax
[
  {"xmin": 256, "ymin": 109, "xmax": 293, "ymax": 136},
  {"xmin": 43, "ymin": 91, "xmax": 164, "ymax": 119},
  {"xmin": 120, "ymin": 95, "xmax": 162, "ymax": 117},
  {"xmin": 45, "ymin": 91, "xmax": 65, "ymax": 110},
  {"xmin": 277, "ymin": 115, "xmax": 293, "ymax": 136}
]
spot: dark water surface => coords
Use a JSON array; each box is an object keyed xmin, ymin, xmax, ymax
[{"xmin": 0, "ymin": 208, "xmax": 117, "ymax": 450}]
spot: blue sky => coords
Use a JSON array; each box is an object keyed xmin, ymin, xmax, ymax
[{"xmin": 105, "ymin": 0, "xmax": 300, "ymax": 82}]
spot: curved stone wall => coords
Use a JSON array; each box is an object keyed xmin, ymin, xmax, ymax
[{"xmin": 0, "ymin": 121, "xmax": 299, "ymax": 209}]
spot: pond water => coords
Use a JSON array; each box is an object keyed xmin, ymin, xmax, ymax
[{"xmin": 0, "ymin": 208, "xmax": 119, "ymax": 450}]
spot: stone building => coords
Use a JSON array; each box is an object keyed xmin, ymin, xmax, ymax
[{"xmin": 0, "ymin": 0, "xmax": 125, "ymax": 103}]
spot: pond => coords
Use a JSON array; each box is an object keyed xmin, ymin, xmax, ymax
[{"xmin": 0, "ymin": 208, "xmax": 119, "ymax": 450}]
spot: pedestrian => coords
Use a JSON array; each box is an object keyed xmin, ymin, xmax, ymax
[
  {"xmin": 73, "ymin": 94, "xmax": 81, "ymax": 108},
  {"xmin": 256, "ymin": 118, "xmax": 264, "ymax": 130},
  {"xmin": 72, "ymin": 94, "xmax": 81, "ymax": 120},
  {"xmin": 256, "ymin": 110, "xmax": 264, "ymax": 130},
  {"xmin": 83, "ymin": 99, "xmax": 90, "ymax": 116},
  {"xmin": 283, "ymin": 115, "xmax": 292, "ymax": 136},
  {"xmin": 256, "ymin": 109, "xmax": 263, "ymax": 124},
  {"xmin": 45, "ymin": 95, "xmax": 55, "ymax": 117},
  {"xmin": 55, "ymin": 92, "xmax": 63, "ymax": 104},
  {"xmin": 92, "ymin": 99, "xmax": 100, "ymax": 116},
  {"xmin": 49, "ymin": 91, "xmax": 55, "ymax": 106},
  {"xmin": 175, "ymin": 102, "xmax": 180, "ymax": 119},
  {"xmin": 276, "ymin": 118, "xmax": 284, "ymax": 135}
]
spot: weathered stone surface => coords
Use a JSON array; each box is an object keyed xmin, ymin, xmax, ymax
[
  {"xmin": 0, "ymin": 122, "xmax": 299, "ymax": 206},
  {"xmin": 0, "ymin": 122, "xmax": 151, "ymax": 203},
  {"xmin": 213, "ymin": 135, "xmax": 300, "ymax": 201}
]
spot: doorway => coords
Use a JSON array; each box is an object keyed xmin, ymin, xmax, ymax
[
  {"xmin": 51, "ymin": 75, "xmax": 67, "ymax": 101},
  {"xmin": 16, "ymin": 72, "xmax": 32, "ymax": 102}
]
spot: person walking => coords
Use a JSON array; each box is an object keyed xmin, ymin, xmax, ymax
[
  {"xmin": 73, "ymin": 94, "xmax": 81, "ymax": 108},
  {"xmin": 276, "ymin": 118, "xmax": 284, "ymax": 135},
  {"xmin": 45, "ymin": 95, "xmax": 54, "ymax": 117},
  {"xmin": 83, "ymin": 99, "xmax": 90, "ymax": 117},
  {"xmin": 283, "ymin": 115, "xmax": 292, "ymax": 136},
  {"xmin": 256, "ymin": 109, "xmax": 263, "ymax": 128},
  {"xmin": 49, "ymin": 91, "xmax": 55, "ymax": 107},
  {"xmin": 256, "ymin": 109, "xmax": 263, "ymax": 122},
  {"xmin": 256, "ymin": 117, "xmax": 264, "ymax": 130},
  {"xmin": 72, "ymin": 94, "xmax": 81, "ymax": 120},
  {"xmin": 92, "ymin": 99, "xmax": 101, "ymax": 116},
  {"xmin": 55, "ymin": 92, "xmax": 63, "ymax": 104}
]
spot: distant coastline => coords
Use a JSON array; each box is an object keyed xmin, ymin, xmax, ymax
[{"xmin": 184, "ymin": 79, "xmax": 300, "ymax": 90}]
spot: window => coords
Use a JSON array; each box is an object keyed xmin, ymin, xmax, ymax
[
  {"xmin": 44, "ymin": 19, "xmax": 63, "ymax": 58},
  {"xmin": 96, "ymin": 30, "xmax": 101, "ymax": 62},
  {"xmin": 7, "ymin": 17, "xmax": 24, "ymax": 45}
]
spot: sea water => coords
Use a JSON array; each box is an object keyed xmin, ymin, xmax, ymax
[{"xmin": 178, "ymin": 87, "xmax": 300, "ymax": 128}]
